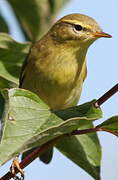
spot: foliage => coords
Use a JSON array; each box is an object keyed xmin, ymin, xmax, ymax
[
  {"xmin": 0, "ymin": 88, "xmax": 102, "ymax": 179},
  {"xmin": 0, "ymin": 1, "xmax": 117, "ymax": 180},
  {"xmin": 7, "ymin": 0, "xmax": 69, "ymax": 41}
]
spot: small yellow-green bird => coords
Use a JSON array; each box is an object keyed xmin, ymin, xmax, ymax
[{"xmin": 19, "ymin": 13, "xmax": 111, "ymax": 163}]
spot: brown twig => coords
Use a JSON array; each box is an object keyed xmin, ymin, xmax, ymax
[
  {"xmin": 0, "ymin": 135, "xmax": 65, "ymax": 180},
  {"xmin": 1, "ymin": 83, "xmax": 118, "ymax": 180},
  {"xmin": 95, "ymin": 83, "xmax": 118, "ymax": 107},
  {"xmin": 72, "ymin": 127, "xmax": 118, "ymax": 137},
  {"xmin": 1, "ymin": 126, "xmax": 118, "ymax": 180},
  {"xmin": 1, "ymin": 127, "xmax": 101, "ymax": 180}
]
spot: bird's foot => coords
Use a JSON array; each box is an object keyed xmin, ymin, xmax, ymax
[{"xmin": 10, "ymin": 157, "xmax": 24, "ymax": 180}]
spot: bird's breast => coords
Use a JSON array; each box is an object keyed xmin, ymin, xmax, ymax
[
  {"xmin": 22, "ymin": 44, "xmax": 87, "ymax": 110},
  {"xmin": 32, "ymin": 54, "xmax": 86, "ymax": 109}
]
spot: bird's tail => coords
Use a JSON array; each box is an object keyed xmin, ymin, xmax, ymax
[{"xmin": 22, "ymin": 147, "xmax": 53, "ymax": 164}]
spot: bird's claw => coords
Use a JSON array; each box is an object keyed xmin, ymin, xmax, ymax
[{"xmin": 10, "ymin": 157, "xmax": 24, "ymax": 180}]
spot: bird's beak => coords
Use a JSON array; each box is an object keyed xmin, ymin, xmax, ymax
[{"xmin": 94, "ymin": 31, "xmax": 112, "ymax": 38}]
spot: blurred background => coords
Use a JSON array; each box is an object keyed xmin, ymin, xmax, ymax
[{"xmin": 0, "ymin": 0, "xmax": 118, "ymax": 179}]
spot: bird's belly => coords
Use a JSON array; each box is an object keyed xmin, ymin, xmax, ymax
[
  {"xmin": 35, "ymin": 82, "xmax": 82, "ymax": 110},
  {"xmin": 22, "ymin": 72, "xmax": 83, "ymax": 110},
  {"xmin": 22, "ymin": 57, "xmax": 86, "ymax": 110}
]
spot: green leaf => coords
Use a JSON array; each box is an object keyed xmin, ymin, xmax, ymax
[
  {"xmin": 0, "ymin": 88, "xmax": 102, "ymax": 179},
  {"xmin": 55, "ymin": 102, "xmax": 102, "ymax": 180},
  {"xmin": 54, "ymin": 100, "xmax": 102, "ymax": 120},
  {"xmin": 0, "ymin": 76, "xmax": 17, "ymax": 119},
  {"xmin": 48, "ymin": 0, "xmax": 70, "ymax": 16},
  {"xmin": 0, "ymin": 93, "xmax": 4, "ymax": 119},
  {"xmin": 0, "ymin": 15, "xmax": 9, "ymax": 33},
  {"xmin": 56, "ymin": 130, "xmax": 101, "ymax": 180},
  {"xmin": 97, "ymin": 116, "xmax": 118, "ymax": 136},
  {"xmin": 0, "ymin": 76, "xmax": 17, "ymax": 89},
  {"xmin": 7, "ymin": 0, "xmax": 70, "ymax": 41},
  {"xmin": 0, "ymin": 33, "xmax": 31, "ymax": 84}
]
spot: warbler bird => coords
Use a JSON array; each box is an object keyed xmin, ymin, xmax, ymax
[{"xmin": 19, "ymin": 13, "xmax": 111, "ymax": 163}]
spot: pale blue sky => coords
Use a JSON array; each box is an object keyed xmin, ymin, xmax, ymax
[{"xmin": 0, "ymin": 0, "xmax": 118, "ymax": 180}]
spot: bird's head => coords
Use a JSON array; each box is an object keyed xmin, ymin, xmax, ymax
[{"xmin": 50, "ymin": 13, "xmax": 112, "ymax": 47}]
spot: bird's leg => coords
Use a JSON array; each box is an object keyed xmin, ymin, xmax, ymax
[{"xmin": 10, "ymin": 156, "xmax": 24, "ymax": 180}]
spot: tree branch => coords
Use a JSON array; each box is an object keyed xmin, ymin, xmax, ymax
[
  {"xmin": 0, "ymin": 135, "xmax": 65, "ymax": 180},
  {"xmin": 94, "ymin": 83, "xmax": 118, "ymax": 107},
  {"xmin": 1, "ymin": 83, "xmax": 118, "ymax": 180},
  {"xmin": 1, "ymin": 126, "xmax": 118, "ymax": 180},
  {"xmin": 71, "ymin": 127, "xmax": 118, "ymax": 137}
]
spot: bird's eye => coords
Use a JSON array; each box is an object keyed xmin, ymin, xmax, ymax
[{"xmin": 74, "ymin": 24, "xmax": 83, "ymax": 31}]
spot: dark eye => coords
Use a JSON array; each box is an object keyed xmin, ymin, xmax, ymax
[{"xmin": 74, "ymin": 24, "xmax": 83, "ymax": 31}]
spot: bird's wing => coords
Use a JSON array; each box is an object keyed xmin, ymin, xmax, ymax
[
  {"xmin": 82, "ymin": 58, "xmax": 87, "ymax": 82},
  {"xmin": 19, "ymin": 47, "xmax": 32, "ymax": 88}
]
